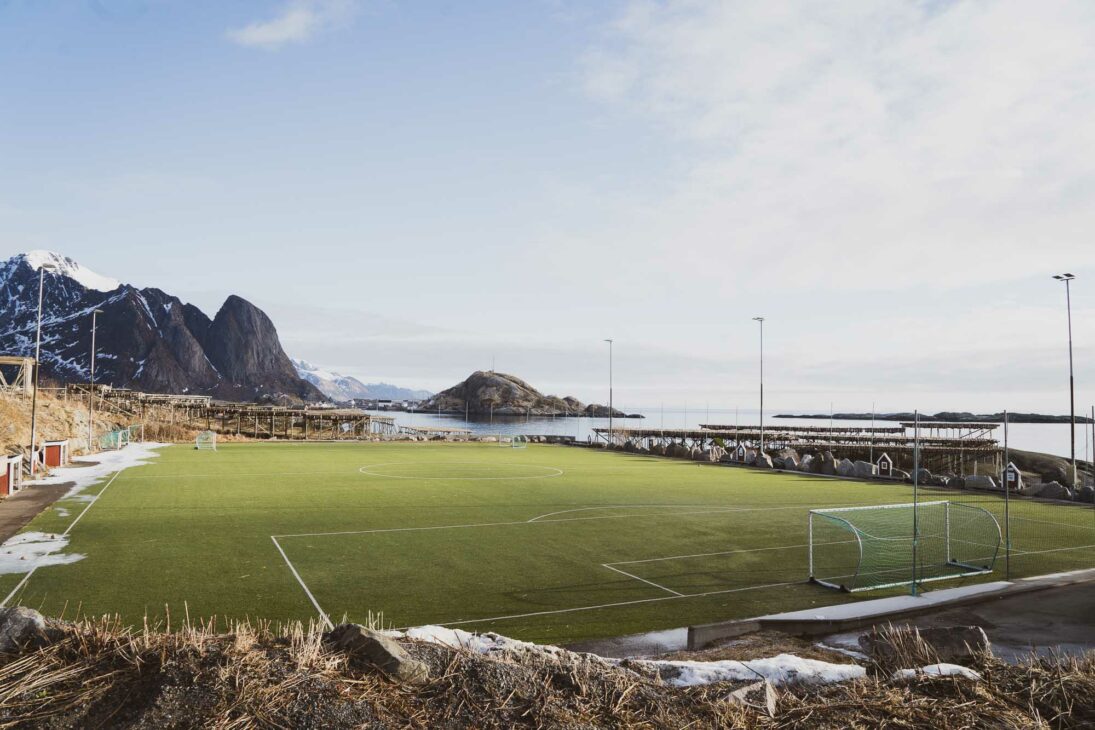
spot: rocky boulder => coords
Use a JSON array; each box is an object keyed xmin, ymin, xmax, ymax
[
  {"xmin": 930, "ymin": 475, "xmax": 951, "ymax": 487},
  {"xmin": 755, "ymin": 453, "xmax": 774, "ymax": 469},
  {"xmin": 949, "ymin": 476, "xmax": 966, "ymax": 489},
  {"xmin": 964, "ymin": 474, "xmax": 997, "ymax": 491},
  {"xmin": 1033, "ymin": 481, "xmax": 1073, "ymax": 501},
  {"xmin": 818, "ymin": 452, "xmax": 838, "ymax": 476},
  {"xmin": 912, "ymin": 468, "xmax": 932, "ymax": 484},
  {"xmin": 852, "ymin": 460, "xmax": 877, "ymax": 479},
  {"xmin": 781, "ymin": 455, "xmax": 798, "ymax": 470},
  {"xmin": 1077, "ymin": 485, "xmax": 1095, "ymax": 504},
  {"xmin": 326, "ymin": 624, "xmax": 429, "ymax": 685},
  {"xmin": 0, "ymin": 607, "xmax": 54, "ymax": 654},
  {"xmin": 836, "ymin": 459, "xmax": 856, "ymax": 477},
  {"xmin": 797, "ymin": 454, "xmax": 814, "ymax": 472}
]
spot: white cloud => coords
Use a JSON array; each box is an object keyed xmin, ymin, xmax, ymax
[
  {"xmin": 580, "ymin": 1, "xmax": 1095, "ymax": 290},
  {"xmin": 227, "ymin": 0, "xmax": 356, "ymax": 50}
]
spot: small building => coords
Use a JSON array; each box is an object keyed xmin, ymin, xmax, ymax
[
  {"xmin": 734, "ymin": 444, "xmax": 748, "ymax": 461},
  {"xmin": 1, "ymin": 455, "xmax": 22, "ymax": 496},
  {"xmin": 1004, "ymin": 461, "xmax": 1023, "ymax": 492},
  {"xmin": 42, "ymin": 439, "xmax": 70, "ymax": 468},
  {"xmin": 876, "ymin": 452, "xmax": 893, "ymax": 477}
]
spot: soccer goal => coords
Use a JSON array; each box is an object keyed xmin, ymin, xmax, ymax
[
  {"xmin": 808, "ymin": 501, "xmax": 1001, "ymax": 592},
  {"xmin": 195, "ymin": 431, "xmax": 217, "ymax": 451},
  {"xmin": 511, "ymin": 434, "xmax": 529, "ymax": 449}
]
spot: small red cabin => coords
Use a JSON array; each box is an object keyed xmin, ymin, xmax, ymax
[
  {"xmin": 1, "ymin": 455, "xmax": 22, "ymax": 497},
  {"xmin": 876, "ymin": 452, "xmax": 894, "ymax": 477},
  {"xmin": 42, "ymin": 440, "xmax": 70, "ymax": 468}
]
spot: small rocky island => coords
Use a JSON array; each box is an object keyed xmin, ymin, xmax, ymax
[
  {"xmin": 776, "ymin": 411, "xmax": 1093, "ymax": 424},
  {"xmin": 419, "ymin": 370, "xmax": 639, "ymax": 418}
]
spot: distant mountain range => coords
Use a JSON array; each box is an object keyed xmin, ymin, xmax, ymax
[
  {"xmin": 0, "ymin": 251, "xmax": 324, "ymax": 404},
  {"xmin": 292, "ymin": 359, "xmax": 430, "ymax": 402}
]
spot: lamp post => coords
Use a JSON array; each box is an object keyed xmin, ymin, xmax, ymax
[
  {"xmin": 28, "ymin": 263, "xmax": 57, "ymax": 477},
  {"xmin": 604, "ymin": 339, "xmax": 614, "ymax": 436},
  {"xmin": 1053, "ymin": 273, "xmax": 1077, "ymax": 486},
  {"xmin": 88, "ymin": 309, "xmax": 104, "ymax": 451},
  {"xmin": 753, "ymin": 317, "xmax": 765, "ymax": 456}
]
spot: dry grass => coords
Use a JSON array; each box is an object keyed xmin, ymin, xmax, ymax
[{"xmin": 0, "ymin": 616, "xmax": 1091, "ymax": 729}]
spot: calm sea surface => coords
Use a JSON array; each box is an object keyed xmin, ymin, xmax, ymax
[{"xmin": 369, "ymin": 407, "xmax": 1092, "ymax": 461}]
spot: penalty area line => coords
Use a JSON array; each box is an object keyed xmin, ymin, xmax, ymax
[
  {"xmin": 600, "ymin": 564, "xmax": 683, "ymax": 597},
  {"xmin": 271, "ymin": 536, "xmax": 333, "ymax": 630}
]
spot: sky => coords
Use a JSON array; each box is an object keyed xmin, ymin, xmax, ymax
[{"xmin": 1, "ymin": 0, "xmax": 1092, "ymax": 415}]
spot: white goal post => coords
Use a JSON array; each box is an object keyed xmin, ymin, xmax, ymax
[
  {"xmin": 808, "ymin": 500, "xmax": 1001, "ymax": 592},
  {"xmin": 195, "ymin": 431, "xmax": 217, "ymax": 451}
]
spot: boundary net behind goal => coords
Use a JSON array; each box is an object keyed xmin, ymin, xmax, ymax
[{"xmin": 809, "ymin": 500, "xmax": 1001, "ymax": 592}]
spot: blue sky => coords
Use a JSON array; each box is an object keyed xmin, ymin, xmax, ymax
[{"xmin": 1, "ymin": 1, "xmax": 1092, "ymax": 414}]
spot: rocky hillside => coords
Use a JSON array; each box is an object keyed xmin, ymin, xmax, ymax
[
  {"xmin": 422, "ymin": 371, "xmax": 631, "ymax": 417},
  {"xmin": 1, "ymin": 390, "xmax": 127, "ymax": 456},
  {"xmin": 293, "ymin": 360, "xmax": 430, "ymax": 402},
  {"xmin": 0, "ymin": 252, "xmax": 324, "ymax": 404}
]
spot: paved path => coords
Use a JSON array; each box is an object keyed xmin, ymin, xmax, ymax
[{"xmin": 0, "ymin": 483, "xmax": 72, "ymax": 542}]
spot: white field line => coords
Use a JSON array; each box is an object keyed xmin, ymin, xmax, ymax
[
  {"xmin": 271, "ymin": 536, "xmax": 333, "ymax": 630},
  {"xmin": 358, "ymin": 463, "xmax": 564, "ymax": 480},
  {"xmin": 274, "ymin": 502, "xmax": 895, "ymax": 539},
  {"xmin": 1, "ymin": 469, "xmax": 124, "ymax": 608},
  {"xmin": 600, "ymin": 564, "xmax": 683, "ymax": 597},
  {"xmin": 414, "ymin": 578, "xmax": 806, "ymax": 630},
  {"xmin": 607, "ymin": 539, "xmax": 859, "ymax": 567},
  {"xmin": 1007, "ymin": 543, "xmax": 1095, "ymax": 557}
]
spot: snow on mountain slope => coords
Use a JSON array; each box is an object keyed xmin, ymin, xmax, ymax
[
  {"xmin": 293, "ymin": 359, "xmax": 430, "ymax": 402},
  {"xmin": 22, "ymin": 250, "xmax": 120, "ymax": 292}
]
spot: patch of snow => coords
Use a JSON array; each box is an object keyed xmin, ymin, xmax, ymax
[
  {"xmin": 29, "ymin": 442, "xmax": 168, "ymax": 500},
  {"xmin": 815, "ymin": 642, "xmax": 868, "ymax": 661},
  {"xmin": 0, "ymin": 531, "xmax": 84, "ymax": 575},
  {"xmin": 22, "ymin": 250, "xmax": 120, "ymax": 292},
  {"xmin": 54, "ymin": 508, "xmax": 70, "ymax": 517},
  {"xmin": 399, "ymin": 625, "xmax": 862, "ymax": 688},
  {"xmin": 892, "ymin": 663, "xmax": 982, "ymax": 682},
  {"xmin": 641, "ymin": 654, "xmax": 866, "ymax": 687}
]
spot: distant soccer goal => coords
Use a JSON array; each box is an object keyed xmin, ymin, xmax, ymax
[
  {"xmin": 195, "ymin": 431, "xmax": 217, "ymax": 451},
  {"xmin": 511, "ymin": 435, "xmax": 529, "ymax": 449},
  {"xmin": 808, "ymin": 501, "xmax": 1001, "ymax": 592}
]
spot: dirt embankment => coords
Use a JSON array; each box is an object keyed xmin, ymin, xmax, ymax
[
  {"xmin": 0, "ymin": 612, "xmax": 1092, "ymax": 729},
  {"xmin": 1, "ymin": 390, "xmax": 130, "ymax": 456}
]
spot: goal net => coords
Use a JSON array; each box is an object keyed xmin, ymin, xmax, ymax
[
  {"xmin": 808, "ymin": 501, "xmax": 1001, "ymax": 592},
  {"xmin": 195, "ymin": 431, "xmax": 217, "ymax": 451},
  {"xmin": 511, "ymin": 435, "xmax": 528, "ymax": 449}
]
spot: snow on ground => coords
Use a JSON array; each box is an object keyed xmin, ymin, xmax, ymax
[
  {"xmin": 893, "ymin": 664, "xmax": 982, "ymax": 681},
  {"xmin": 0, "ymin": 532, "xmax": 84, "ymax": 575},
  {"xmin": 29, "ymin": 442, "xmax": 167, "ymax": 499},
  {"xmin": 641, "ymin": 654, "xmax": 867, "ymax": 687},
  {"xmin": 401, "ymin": 625, "xmax": 864, "ymax": 688}
]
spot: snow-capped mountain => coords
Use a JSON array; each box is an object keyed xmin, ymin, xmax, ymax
[
  {"xmin": 292, "ymin": 359, "xmax": 430, "ymax": 402},
  {"xmin": 0, "ymin": 251, "xmax": 325, "ymax": 403}
]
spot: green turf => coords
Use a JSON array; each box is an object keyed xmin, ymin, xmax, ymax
[{"xmin": 1, "ymin": 442, "xmax": 1092, "ymax": 644}]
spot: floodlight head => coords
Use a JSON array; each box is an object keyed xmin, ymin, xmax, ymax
[
  {"xmin": 1054, "ymin": 273, "xmax": 1076, "ymax": 281},
  {"xmin": 39, "ymin": 263, "xmax": 57, "ymax": 272},
  {"xmin": 753, "ymin": 316, "xmax": 765, "ymax": 322},
  {"xmin": 93, "ymin": 308, "xmax": 104, "ymax": 314}
]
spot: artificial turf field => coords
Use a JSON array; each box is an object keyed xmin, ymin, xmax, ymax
[{"xmin": 2, "ymin": 442, "xmax": 1093, "ymax": 645}]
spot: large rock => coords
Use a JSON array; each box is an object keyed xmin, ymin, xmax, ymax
[
  {"xmin": 777, "ymin": 448, "xmax": 800, "ymax": 463},
  {"xmin": 859, "ymin": 626, "xmax": 990, "ymax": 665},
  {"xmin": 326, "ymin": 624, "xmax": 429, "ymax": 684},
  {"xmin": 949, "ymin": 476, "xmax": 966, "ymax": 489},
  {"xmin": 818, "ymin": 451, "xmax": 838, "ymax": 476},
  {"xmin": 755, "ymin": 452, "xmax": 773, "ymax": 469},
  {"xmin": 1035, "ymin": 481, "xmax": 1073, "ymax": 501},
  {"xmin": 797, "ymin": 454, "xmax": 815, "ymax": 473},
  {"xmin": 0, "ymin": 607, "xmax": 50, "ymax": 653},
  {"xmin": 853, "ymin": 460, "xmax": 877, "ymax": 479},
  {"xmin": 649, "ymin": 443, "xmax": 666, "ymax": 457},
  {"xmin": 836, "ymin": 458, "xmax": 856, "ymax": 477},
  {"xmin": 1077, "ymin": 485, "xmax": 1095, "ymax": 504},
  {"xmin": 913, "ymin": 468, "xmax": 932, "ymax": 484},
  {"xmin": 964, "ymin": 474, "xmax": 997, "ymax": 491},
  {"xmin": 781, "ymin": 455, "xmax": 798, "ymax": 470},
  {"xmin": 744, "ymin": 450, "xmax": 757, "ymax": 466},
  {"xmin": 892, "ymin": 469, "xmax": 911, "ymax": 480},
  {"xmin": 930, "ymin": 475, "xmax": 951, "ymax": 487}
]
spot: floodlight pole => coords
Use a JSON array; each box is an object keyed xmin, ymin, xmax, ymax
[
  {"xmin": 88, "ymin": 308, "xmax": 103, "ymax": 452},
  {"xmin": 29, "ymin": 264, "xmax": 55, "ymax": 477},
  {"xmin": 604, "ymin": 339, "xmax": 614, "ymax": 436},
  {"xmin": 753, "ymin": 317, "xmax": 765, "ymax": 455},
  {"xmin": 911, "ymin": 410, "xmax": 920, "ymax": 596},
  {"xmin": 1053, "ymin": 273, "xmax": 1077, "ymax": 486},
  {"xmin": 1003, "ymin": 410, "xmax": 1010, "ymax": 580}
]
